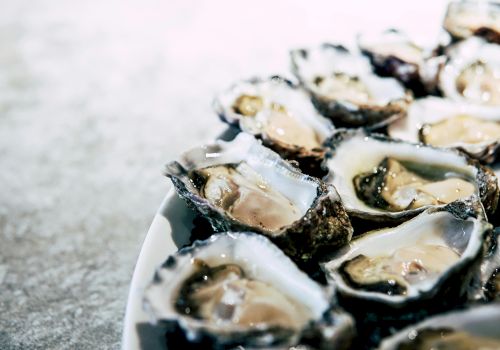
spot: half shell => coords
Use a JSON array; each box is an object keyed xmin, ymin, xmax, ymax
[
  {"xmin": 213, "ymin": 76, "xmax": 334, "ymax": 177},
  {"xmin": 291, "ymin": 44, "xmax": 412, "ymax": 128},
  {"xmin": 444, "ymin": 0, "xmax": 500, "ymax": 44},
  {"xmin": 323, "ymin": 200, "xmax": 491, "ymax": 311},
  {"xmin": 165, "ymin": 133, "xmax": 353, "ymax": 264},
  {"xmin": 144, "ymin": 232, "xmax": 355, "ymax": 349},
  {"xmin": 388, "ymin": 97, "xmax": 500, "ymax": 163},
  {"xmin": 324, "ymin": 129, "xmax": 499, "ymax": 223}
]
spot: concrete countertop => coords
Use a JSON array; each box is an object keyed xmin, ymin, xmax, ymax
[{"xmin": 0, "ymin": 1, "xmax": 447, "ymax": 348}]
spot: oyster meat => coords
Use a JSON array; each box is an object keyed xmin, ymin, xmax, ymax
[
  {"xmin": 389, "ymin": 97, "xmax": 500, "ymax": 163},
  {"xmin": 166, "ymin": 133, "xmax": 353, "ymax": 264},
  {"xmin": 323, "ymin": 201, "xmax": 492, "ymax": 310},
  {"xmin": 144, "ymin": 232, "xmax": 355, "ymax": 349},
  {"xmin": 378, "ymin": 303, "xmax": 500, "ymax": 349},
  {"xmin": 444, "ymin": 0, "xmax": 500, "ymax": 44},
  {"xmin": 439, "ymin": 37, "xmax": 500, "ymax": 107},
  {"xmin": 213, "ymin": 76, "xmax": 334, "ymax": 177},
  {"xmin": 291, "ymin": 44, "xmax": 412, "ymax": 128},
  {"xmin": 324, "ymin": 129, "xmax": 499, "ymax": 223}
]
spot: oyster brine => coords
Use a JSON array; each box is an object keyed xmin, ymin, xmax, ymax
[
  {"xmin": 324, "ymin": 129, "xmax": 499, "ymax": 223},
  {"xmin": 291, "ymin": 44, "xmax": 412, "ymax": 128},
  {"xmin": 323, "ymin": 201, "xmax": 492, "ymax": 311},
  {"xmin": 144, "ymin": 232, "xmax": 355, "ymax": 349},
  {"xmin": 165, "ymin": 133, "xmax": 353, "ymax": 263},
  {"xmin": 213, "ymin": 76, "xmax": 334, "ymax": 177},
  {"xmin": 389, "ymin": 97, "xmax": 500, "ymax": 163}
]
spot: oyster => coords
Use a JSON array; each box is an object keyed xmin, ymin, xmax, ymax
[
  {"xmin": 290, "ymin": 44, "xmax": 412, "ymax": 128},
  {"xmin": 323, "ymin": 201, "xmax": 492, "ymax": 310},
  {"xmin": 324, "ymin": 129, "xmax": 499, "ymax": 223},
  {"xmin": 358, "ymin": 29, "xmax": 440, "ymax": 96},
  {"xmin": 144, "ymin": 232, "xmax": 355, "ymax": 349},
  {"xmin": 378, "ymin": 303, "xmax": 500, "ymax": 349},
  {"xmin": 388, "ymin": 97, "xmax": 500, "ymax": 163},
  {"xmin": 439, "ymin": 37, "xmax": 500, "ymax": 107},
  {"xmin": 444, "ymin": 0, "xmax": 500, "ymax": 44},
  {"xmin": 213, "ymin": 76, "xmax": 334, "ymax": 177},
  {"xmin": 165, "ymin": 133, "xmax": 353, "ymax": 264}
]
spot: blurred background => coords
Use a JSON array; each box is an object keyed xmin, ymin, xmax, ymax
[{"xmin": 0, "ymin": 1, "xmax": 448, "ymax": 348}]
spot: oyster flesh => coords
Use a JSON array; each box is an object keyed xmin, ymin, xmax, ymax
[
  {"xmin": 323, "ymin": 200, "xmax": 492, "ymax": 310},
  {"xmin": 439, "ymin": 37, "xmax": 500, "ymax": 107},
  {"xmin": 144, "ymin": 232, "xmax": 355, "ymax": 349},
  {"xmin": 213, "ymin": 76, "xmax": 334, "ymax": 177},
  {"xmin": 324, "ymin": 129, "xmax": 499, "ymax": 223},
  {"xmin": 378, "ymin": 303, "xmax": 500, "ymax": 349},
  {"xmin": 165, "ymin": 133, "xmax": 353, "ymax": 264},
  {"xmin": 291, "ymin": 44, "xmax": 412, "ymax": 128},
  {"xmin": 444, "ymin": 0, "xmax": 500, "ymax": 44},
  {"xmin": 388, "ymin": 97, "xmax": 500, "ymax": 163}
]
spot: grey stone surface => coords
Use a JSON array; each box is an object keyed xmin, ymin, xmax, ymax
[{"xmin": 0, "ymin": 1, "xmax": 447, "ymax": 349}]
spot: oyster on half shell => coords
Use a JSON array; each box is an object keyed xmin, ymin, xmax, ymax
[
  {"xmin": 444, "ymin": 0, "xmax": 500, "ymax": 44},
  {"xmin": 165, "ymin": 133, "xmax": 353, "ymax": 264},
  {"xmin": 144, "ymin": 232, "xmax": 355, "ymax": 349},
  {"xmin": 213, "ymin": 76, "xmax": 334, "ymax": 177},
  {"xmin": 439, "ymin": 37, "xmax": 500, "ymax": 107},
  {"xmin": 358, "ymin": 29, "xmax": 441, "ymax": 96},
  {"xmin": 323, "ymin": 200, "xmax": 492, "ymax": 311},
  {"xmin": 324, "ymin": 129, "xmax": 499, "ymax": 223},
  {"xmin": 389, "ymin": 97, "xmax": 500, "ymax": 163},
  {"xmin": 291, "ymin": 44, "xmax": 412, "ymax": 128}
]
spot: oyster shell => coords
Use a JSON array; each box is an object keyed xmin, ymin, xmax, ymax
[
  {"xmin": 357, "ymin": 29, "xmax": 441, "ymax": 96},
  {"xmin": 378, "ymin": 303, "xmax": 500, "ymax": 349},
  {"xmin": 323, "ymin": 200, "xmax": 492, "ymax": 311},
  {"xmin": 165, "ymin": 133, "xmax": 353, "ymax": 264},
  {"xmin": 439, "ymin": 37, "xmax": 500, "ymax": 107},
  {"xmin": 324, "ymin": 129, "xmax": 499, "ymax": 223},
  {"xmin": 213, "ymin": 76, "xmax": 334, "ymax": 177},
  {"xmin": 144, "ymin": 232, "xmax": 355, "ymax": 349},
  {"xmin": 388, "ymin": 97, "xmax": 500, "ymax": 163},
  {"xmin": 444, "ymin": 0, "xmax": 500, "ymax": 44},
  {"xmin": 290, "ymin": 44, "xmax": 412, "ymax": 128}
]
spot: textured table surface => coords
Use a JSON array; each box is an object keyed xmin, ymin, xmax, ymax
[{"xmin": 0, "ymin": 1, "xmax": 447, "ymax": 349}]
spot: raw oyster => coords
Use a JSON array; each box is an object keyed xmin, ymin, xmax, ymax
[
  {"xmin": 358, "ymin": 29, "xmax": 440, "ymax": 96},
  {"xmin": 323, "ymin": 201, "xmax": 492, "ymax": 310},
  {"xmin": 290, "ymin": 44, "xmax": 412, "ymax": 128},
  {"xmin": 165, "ymin": 133, "xmax": 353, "ymax": 264},
  {"xmin": 378, "ymin": 303, "xmax": 500, "ymax": 349},
  {"xmin": 213, "ymin": 76, "xmax": 334, "ymax": 177},
  {"xmin": 439, "ymin": 37, "xmax": 500, "ymax": 107},
  {"xmin": 144, "ymin": 232, "xmax": 355, "ymax": 349},
  {"xmin": 389, "ymin": 97, "xmax": 500, "ymax": 163},
  {"xmin": 444, "ymin": 0, "xmax": 500, "ymax": 44},
  {"xmin": 324, "ymin": 129, "xmax": 499, "ymax": 223}
]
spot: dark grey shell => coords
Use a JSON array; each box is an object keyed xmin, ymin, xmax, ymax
[{"xmin": 165, "ymin": 134, "xmax": 353, "ymax": 264}]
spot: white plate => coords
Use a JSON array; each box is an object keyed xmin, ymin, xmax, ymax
[{"xmin": 122, "ymin": 189, "xmax": 196, "ymax": 350}]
